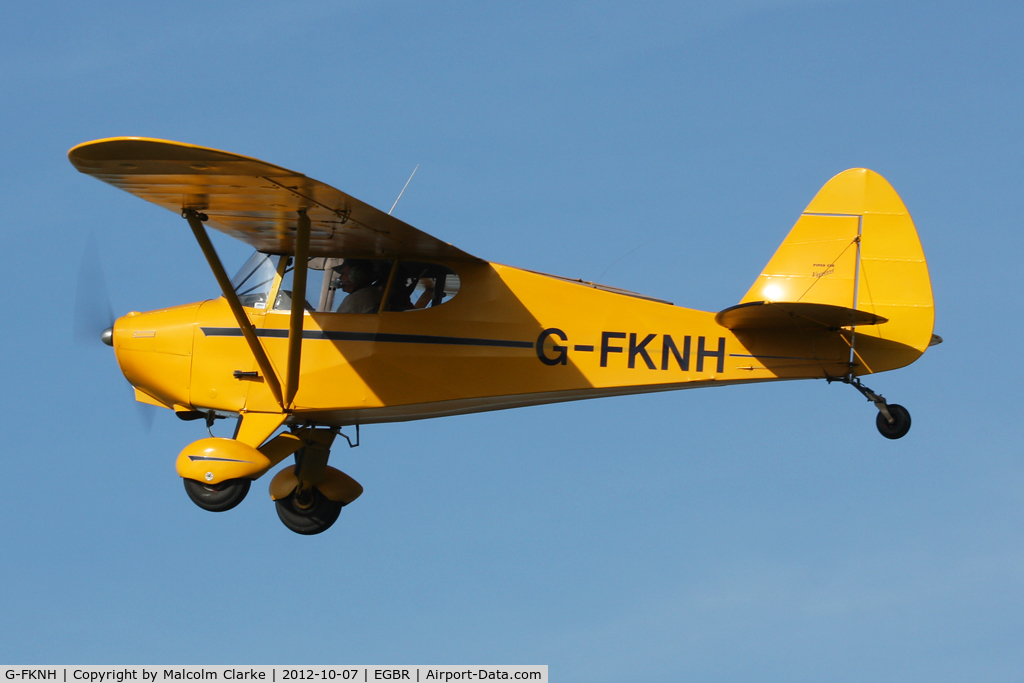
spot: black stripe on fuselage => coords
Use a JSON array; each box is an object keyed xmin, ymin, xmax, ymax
[
  {"xmin": 729, "ymin": 353, "xmax": 839, "ymax": 361},
  {"xmin": 200, "ymin": 327, "xmax": 534, "ymax": 349}
]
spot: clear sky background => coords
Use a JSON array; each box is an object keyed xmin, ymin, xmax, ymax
[{"xmin": 1, "ymin": 1, "xmax": 1021, "ymax": 680}]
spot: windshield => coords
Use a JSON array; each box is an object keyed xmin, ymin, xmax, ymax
[{"xmin": 230, "ymin": 252, "xmax": 281, "ymax": 309}]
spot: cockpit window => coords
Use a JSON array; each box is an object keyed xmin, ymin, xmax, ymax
[
  {"xmin": 232, "ymin": 253, "xmax": 460, "ymax": 314},
  {"xmin": 272, "ymin": 257, "xmax": 393, "ymax": 313},
  {"xmin": 382, "ymin": 261, "xmax": 460, "ymax": 312},
  {"xmin": 230, "ymin": 252, "xmax": 281, "ymax": 309}
]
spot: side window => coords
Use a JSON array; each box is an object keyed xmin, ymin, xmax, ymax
[
  {"xmin": 333, "ymin": 258, "xmax": 391, "ymax": 314},
  {"xmin": 383, "ymin": 262, "xmax": 460, "ymax": 312},
  {"xmin": 272, "ymin": 257, "xmax": 394, "ymax": 314},
  {"xmin": 271, "ymin": 257, "xmax": 320, "ymax": 312}
]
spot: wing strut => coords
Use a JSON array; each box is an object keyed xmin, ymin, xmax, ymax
[
  {"xmin": 284, "ymin": 211, "xmax": 311, "ymax": 407},
  {"xmin": 183, "ymin": 209, "xmax": 284, "ymax": 409}
]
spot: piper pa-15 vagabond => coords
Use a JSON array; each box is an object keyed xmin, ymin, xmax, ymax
[{"xmin": 70, "ymin": 138, "xmax": 939, "ymax": 535}]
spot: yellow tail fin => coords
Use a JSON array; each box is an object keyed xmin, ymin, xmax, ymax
[{"xmin": 741, "ymin": 169, "xmax": 934, "ymax": 374}]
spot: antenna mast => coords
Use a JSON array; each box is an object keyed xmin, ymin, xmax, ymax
[{"xmin": 388, "ymin": 165, "xmax": 420, "ymax": 215}]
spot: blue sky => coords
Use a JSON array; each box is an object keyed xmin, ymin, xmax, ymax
[{"xmin": 1, "ymin": 1, "xmax": 1022, "ymax": 680}]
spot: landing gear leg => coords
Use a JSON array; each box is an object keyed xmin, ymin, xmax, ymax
[{"xmin": 835, "ymin": 377, "xmax": 911, "ymax": 439}]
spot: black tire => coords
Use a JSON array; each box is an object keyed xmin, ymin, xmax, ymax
[
  {"xmin": 183, "ymin": 477, "xmax": 251, "ymax": 512},
  {"xmin": 275, "ymin": 487, "xmax": 343, "ymax": 535},
  {"xmin": 876, "ymin": 403, "xmax": 911, "ymax": 440}
]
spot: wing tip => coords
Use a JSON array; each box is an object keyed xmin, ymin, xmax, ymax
[{"xmin": 68, "ymin": 137, "xmax": 297, "ymax": 175}]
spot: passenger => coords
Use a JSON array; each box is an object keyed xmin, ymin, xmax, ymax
[
  {"xmin": 414, "ymin": 278, "xmax": 436, "ymax": 308},
  {"xmin": 336, "ymin": 259, "xmax": 382, "ymax": 313}
]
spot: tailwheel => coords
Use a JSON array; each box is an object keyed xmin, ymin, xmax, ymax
[
  {"xmin": 835, "ymin": 377, "xmax": 912, "ymax": 440},
  {"xmin": 876, "ymin": 403, "xmax": 911, "ymax": 440},
  {"xmin": 275, "ymin": 486, "xmax": 343, "ymax": 535},
  {"xmin": 183, "ymin": 477, "xmax": 251, "ymax": 512}
]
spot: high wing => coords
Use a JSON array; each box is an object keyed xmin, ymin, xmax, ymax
[{"xmin": 68, "ymin": 137, "xmax": 478, "ymax": 261}]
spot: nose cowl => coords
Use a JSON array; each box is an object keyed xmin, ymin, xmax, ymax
[{"xmin": 112, "ymin": 302, "xmax": 202, "ymax": 409}]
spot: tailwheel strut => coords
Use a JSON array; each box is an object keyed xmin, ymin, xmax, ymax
[{"xmin": 832, "ymin": 376, "xmax": 912, "ymax": 440}]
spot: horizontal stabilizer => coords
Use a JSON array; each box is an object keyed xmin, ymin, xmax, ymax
[{"xmin": 716, "ymin": 301, "xmax": 887, "ymax": 330}]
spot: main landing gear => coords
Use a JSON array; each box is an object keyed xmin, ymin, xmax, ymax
[
  {"xmin": 832, "ymin": 376, "xmax": 912, "ymax": 439},
  {"xmin": 180, "ymin": 425, "xmax": 364, "ymax": 534},
  {"xmin": 183, "ymin": 477, "xmax": 252, "ymax": 512},
  {"xmin": 268, "ymin": 433, "xmax": 364, "ymax": 535},
  {"xmin": 274, "ymin": 482, "xmax": 344, "ymax": 536}
]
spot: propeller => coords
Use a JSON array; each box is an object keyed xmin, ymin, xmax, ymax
[
  {"xmin": 135, "ymin": 393, "xmax": 157, "ymax": 433},
  {"xmin": 73, "ymin": 234, "xmax": 115, "ymax": 345},
  {"xmin": 74, "ymin": 235, "xmax": 156, "ymax": 433}
]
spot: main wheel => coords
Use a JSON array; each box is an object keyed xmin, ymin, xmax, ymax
[
  {"xmin": 275, "ymin": 486, "xmax": 343, "ymax": 535},
  {"xmin": 876, "ymin": 404, "xmax": 911, "ymax": 440},
  {"xmin": 184, "ymin": 477, "xmax": 251, "ymax": 512}
]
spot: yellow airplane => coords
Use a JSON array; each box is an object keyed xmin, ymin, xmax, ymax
[{"xmin": 70, "ymin": 137, "xmax": 939, "ymax": 535}]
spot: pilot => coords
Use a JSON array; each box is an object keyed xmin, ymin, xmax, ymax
[{"xmin": 336, "ymin": 259, "xmax": 382, "ymax": 314}]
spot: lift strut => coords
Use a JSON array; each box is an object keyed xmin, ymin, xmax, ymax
[{"xmin": 183, "ymin": 208, "xmax": 284, "ymax": 408}]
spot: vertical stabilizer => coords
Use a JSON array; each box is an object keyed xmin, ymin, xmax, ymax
[{"xmin": 741, "ymin": 169, "xmax": 934, "ymax": 374}]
